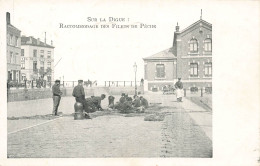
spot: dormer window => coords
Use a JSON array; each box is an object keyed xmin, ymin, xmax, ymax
[
  {"xmin": 204, "ymin": 38, "xmax": 212, "ymax": 52},
  {"xmin": 189, "ymin": 38, "xmax": 198, "ymax": 52}
]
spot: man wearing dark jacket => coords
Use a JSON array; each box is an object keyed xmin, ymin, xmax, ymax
[
  {"xmin": 92, "ymin": 94, "xmax": 106, "ymax": 111},
  {"xmin": 52, "ymin": 80, "xmax": 63, "ymax": 116},
  {"xmin": 72, "ymin": 80, "xmax": 89, "ymax": 114}
]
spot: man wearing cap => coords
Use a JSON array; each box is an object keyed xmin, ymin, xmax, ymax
[
  {"xmin": 92, "ymin": 94, "xmax": 106, "ymax": 111},
  {"xmin": 52, "ymin": 80, "xmax": 63, "ymax": 116},
  {"xmin": 175, "ymin": 78, "xmax": 184, "ymax": 102},
  {"xmin": 72, "ymin": 80, "xmax": 90, "ymax": 117}
]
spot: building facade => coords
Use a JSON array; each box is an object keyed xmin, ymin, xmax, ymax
[
  {"xmin": 143, "ymin": 48, "xmax": 177, "ymax": 91},
  {"xmin": 143, "ymin": 17, "xmax": 212, "ymax": 92},
  {"xmin": 6, "ymin": 12, "xmax": 21, "ymax": 83},
  {"xmin": 21, "ymin": 36, "xmax": 55, "ymax": 82}
]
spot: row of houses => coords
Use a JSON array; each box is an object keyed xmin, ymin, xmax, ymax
[
  {"xmin": 6, "ymin": 12, "xmax": 55, "ymax": 84},
  {"xmin": 143, "ymin": 14, "xmax": 212, "ymax": 92}
]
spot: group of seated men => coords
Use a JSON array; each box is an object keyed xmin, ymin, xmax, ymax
[
  {"xmin": 108, "ymin": 93, "xmax": 148, "ymax": 113},
  {"xmin": 72, "ymin": 80, "xmax": 149, "ymax": 118}
]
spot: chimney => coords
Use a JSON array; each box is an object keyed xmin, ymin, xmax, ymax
[
  {"xmin": 175, "ymin": 22, "xmax": 180, "ymax": 32},
  {"xmin": 6, "ymin": 12, "xmax": 10, "ymax": 24}
]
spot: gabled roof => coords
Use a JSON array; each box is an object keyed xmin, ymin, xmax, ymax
[
  {"xmin": 7, "ymin": 23, "xmax": 21, "ymax": 32},
  {"xmin": 180, "ymin": 19, "xmax": 212, "ymax": 34},
  {"xmin": 143, "ymin": 48, "xmax": 176, "ymax": 60},
  {"xmin": 21, "ymin": 36, "xmax": 54, "ymax": 48}
]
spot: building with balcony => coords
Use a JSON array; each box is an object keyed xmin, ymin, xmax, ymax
[
  {"xmin": 21, "ymin": 36, "xmax": 55, "ymax": 82},
  {"xmin": 143, "ymin": 15, "xmax": 212, "ymax": 92},
  {"xmin": 6, "ymin": 12, "xmax": 21, "ymax": 82}
]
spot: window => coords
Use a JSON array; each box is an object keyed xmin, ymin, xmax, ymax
[
  {"xmin": 47, "ymin": 51, "xmax": 51, "ymax": 58},
  {"xmin": 21, "ymin": 62, "xmax": 25, "ymax": 69},
  {"xmin": 40, "ymin": 61, "xmax": 44, "ymax": 69},
  {"xmin": 10, "ymin": 52, "xmax": 13, "ymax": 63},
  {"xmin": 33, "ymin": 50, "xmax": 37, "ymax": 57},
  {"xmin": 204, "ymin": 62, "xmax": 212, "ymax": 76},
  {"xmin": 190, "ymin": 63, "xmax": 198, "ymax": 77},
  {"xmin": 189, "ymin": 38, "xmax": 198, "ymax": 52},
  {"xmin": 33, "ymin": 61, "xmax": 37, "ymax": 71},
  {"xmin": 21, "ymin": 49, "xmax": 24, "ymax": 56},
  {"xmin": 40, "ymin": 50, "xmax": 44, "ymax": 53},
  {"xmin": 15, "ymin": 36, "xmax": 18, "ymax": 47},
  {"xmin": 47, "ymin": 62, "xmax": 51, "ymax": 69},
  {"xmin": 40, "ymin": 54, "xmax": 44, "ymax": 58},
  {"xmin": 9, "ymin": 35, "xmax": 13, "ymax": 45},
  {"xmin": 190, "ymin": 87, "xmax": 198, "ymax": 93},
  {"xmin": 156, "ymin": 64, "xmax": 165, "ymax": 78},
  {"xmin": 204, "ymin": 38, "xmax": 212, "ymax": 52},
  {"xmin": 205, "ymin": 87, "xmax": 212, "ymax": 94}
]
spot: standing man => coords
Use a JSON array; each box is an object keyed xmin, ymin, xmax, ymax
[
  {"xmin": 175, "ymin": 78, "xmax": 184, "ymax": 102},
  {"xmin": 140, "ymin": 78, "xmax": 144, "ymax": 86},
  {"xmin": 52, "ymin": 80, "xmax": 63, "ymax": 116},
  {"xmin": 72, "ymin": 80, "xmax": 90, "ymax": 116}
]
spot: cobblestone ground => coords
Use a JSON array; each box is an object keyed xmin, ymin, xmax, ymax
[
  {"xmin": 8, "ymin": 116, "xmax": 162, "ymax": 158},
  {"xmin": 160, "ymin": 112, "xmax": 212, "ymax": 157},
  {"xmin": 7, "ymin": 92, "xmax": 212, "ymax": 158}
]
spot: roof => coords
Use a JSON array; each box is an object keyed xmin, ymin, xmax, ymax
[
  {"xmin": 143, "ymin": 48, "xmax": 176, "ymax": 60},
  {"xmin": 21, "ymin": 36, "xmax": 54, "ymax": 48},
  {"xmin": 7, "ymin": 23, "xmax": 21, "ymax": 32},
  {"xmin": 179, "ymin": 19, "xmax": 212, "ymax": 34}
]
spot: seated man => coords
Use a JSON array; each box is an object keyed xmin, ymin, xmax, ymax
[
  {"xmin": 132, "ymin": 95, "xmax": 144, "ymax": 112},
  {"xmin": 92, "ymin": 94, "xmax": 106, "ymax": 111},
  {"xmin": 132, "ymin": 95, "xmax": 141, "ymax": 108},
  {"xmin": 72, "ymin": 80, "xmax": 90, "ymax": 119},
  {"xmin": 119, "ymin": 93, "xmax": 126, "ymax": 103},
  {"xmin": 85, "ymin": 97, "xmax": 96, "ymax": 113},
  {"xmin": 108, "ymin": 95, "xmax": 115, "ymax": 109},
  {"xmin": 140, "ymin": 96, "xmax": 148, "ymax": 108}
]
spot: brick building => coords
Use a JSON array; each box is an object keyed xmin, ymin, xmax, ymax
[
  {"xmin": 6, "ymin": 12, "xmax": 21, "ymax": 83},
  {"xmin": 21, "ymin": 35, "xmax": 55, "ymax": 82},
  {"xmin": 143, "ymin": 16, "xmax": 212, "ymax": 92}
]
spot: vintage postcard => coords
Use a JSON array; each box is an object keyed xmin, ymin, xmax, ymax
[{"xmin": 0, "ymin": 0, "xmax": 259, "ymax": 166}]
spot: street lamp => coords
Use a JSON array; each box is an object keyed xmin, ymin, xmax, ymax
[{"xmin": 133, "ymin": 62, "xmax": 137, "ymax": 96}]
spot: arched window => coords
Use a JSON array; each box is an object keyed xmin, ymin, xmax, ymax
[
  {"xmin": 189, "ymin": 38, "xmax": 198, "ymax": 52},
  {"xmin": 204, "ymin": 38, "xmax": 212, "ymax": 52}
]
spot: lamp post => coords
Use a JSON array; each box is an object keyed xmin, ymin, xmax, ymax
[{"xmin": 133, "ymin": 62, "xmax": 137, "ymax": 96}]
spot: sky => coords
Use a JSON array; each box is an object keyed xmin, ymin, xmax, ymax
[
  {"xmin": 2, "ymin": 0, "xmax": 258, "ymax": 84},
  {"xmin": 2, "ymin": 0, "xmax": 219, "ymax": 84}
]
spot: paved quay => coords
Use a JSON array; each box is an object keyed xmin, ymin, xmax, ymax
[{"xmin": 7, "ymin": 92, "xmax": 212, "ymax": 158}]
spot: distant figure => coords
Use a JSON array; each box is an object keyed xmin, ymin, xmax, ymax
[
  {"xmin": 52, "ymin": 80, "xmax": 63, "ymax": 116},
  {"xmin": 140, "ymin": 78, "xmax": 144, "ymax": 86},
  {"xmin": 72, "ymin": 80, "xmax": 90, "ymax": 118},
  {"xmin": 175, "ymin": 78, "xmax": 184, "ymax": 102}
]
